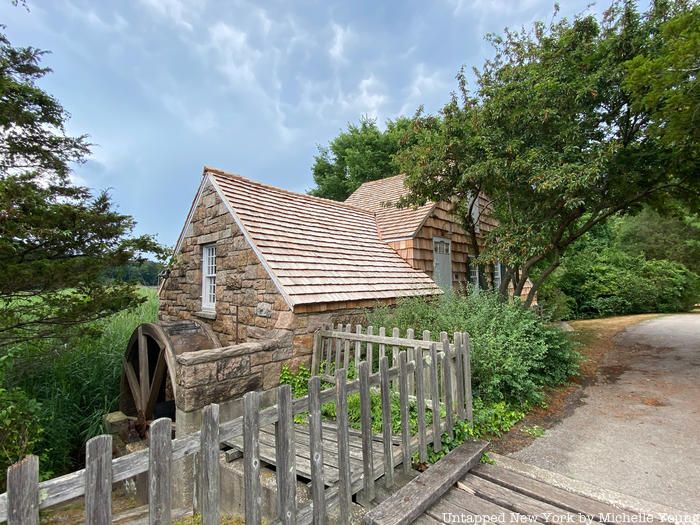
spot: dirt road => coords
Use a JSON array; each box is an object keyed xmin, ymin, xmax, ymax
[{"xmin": 510, "ymin": 314, "xmax": 700, "ymax": 512}]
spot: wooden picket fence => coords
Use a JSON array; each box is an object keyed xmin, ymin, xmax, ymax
[{"xmin": 0, "ymin": 327, "xmax": 473, "ymax": 525}]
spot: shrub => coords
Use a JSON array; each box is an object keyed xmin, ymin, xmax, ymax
[
  {"xmin": 366, "ymin": 292, "xmax": 579, "ymax": 406},
  {"xmin": 0, "ymin": 387, "xmax": 45, "ymax": 489},
  {"xmin": 554, "ymin": 247, "xmax": 700, "ymax": 318},
  {"xmin": 1, "ymin": 288, "xmax": 158, "ymax": 478}
]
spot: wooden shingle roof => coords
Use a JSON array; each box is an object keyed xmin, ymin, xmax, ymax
[
  {"xmin": 345, "ymin": 174, "xmax": 435, "ymax": 242},
  {"xmin": 206, "ymin": 168, "xmax": 441, "ymax": 308}
]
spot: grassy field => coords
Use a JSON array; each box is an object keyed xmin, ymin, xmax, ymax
[{"xmin": 1, "ymin": 288, "xmax": 159, "ymax": 481}]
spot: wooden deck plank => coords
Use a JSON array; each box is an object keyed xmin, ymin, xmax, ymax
[
  {"xmin": 472, "ymin": 464, "xmax": 627, "ymax": 522},
  {"xmin": 362, "ymin": 440, "xmax": 488, "ymax": 525},
  {"xmin": 459, "ymin": 475, "xmax": 581, "ymax": 523},
  {"xmin": 429, "ymin": 488, "xmax": 523, "ymax": 523}
]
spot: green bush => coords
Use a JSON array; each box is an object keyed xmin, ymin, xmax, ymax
[
  {"xmin": 1, "ymin": 288, "xmax": 158, "ymax": 478},
  {"xmin": 0, "ymin": 387, "xmax": 45, "ymax": 489},
  {"xmin": 554, "ymin": 247, "xmax": 700, "ymax": 318},
  {"xmin": 366, "ymin": 292, "xmax": 579, "ymax": 406}
]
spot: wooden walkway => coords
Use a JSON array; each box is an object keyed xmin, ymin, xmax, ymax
[
  {"xmin": 364, "ymin": 442, "xmax": 657, "ymax": 525},
  {"xmin": 421, "ymin": 463, "xmax": 633, "ymax": 524},
  {"xmin": 225, "ymin": 421, "xmax": 403, "ymax": 491}
]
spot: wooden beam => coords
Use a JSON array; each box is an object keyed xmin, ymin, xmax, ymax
[{"xmin": 361, "ymin": 440, "xmax": 488, "ymax": 525}]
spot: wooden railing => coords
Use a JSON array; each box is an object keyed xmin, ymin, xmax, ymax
[{"xmin": 1, "ymin": 328, "xmax": 473, "ymax": 525}]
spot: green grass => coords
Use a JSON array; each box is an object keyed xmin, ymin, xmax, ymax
[{"xmin": 1, "ymin": 288, "xmax": 158, "ymax": 480}]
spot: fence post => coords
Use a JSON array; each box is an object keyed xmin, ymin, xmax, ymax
[
  {"xmin": 308, "ymin": 376, "xmax": 326, "ymax": 525},
  {"xmin": 7, "ymin": 455, "xmax": 39, "ymax": 525},
  {"xmin": 85, "ymin": 435, "xmax": 112, "ymax": 525},
  {"xmin": 442, "ymin": 340, "xmax": 454, "ymax": 440},
  {"xmin": 354, "ymin": 324, "xmax": 363, "ymax": 372},
  {"xmin": 336, "ymin": 368, "xmax": 352, "ymax": 523},
  {"xmin": 454, "ymin": 332, "xmax": 466, "ymax": 421},
  {"xmin": 379, "ymin": 356, "xmax": 394, "ymax": 488},
  {"xmin": 398, "ymin": 352, "xmax": 411, "ymax": 474},
  {"xmin": 150, "ymin": 418, "xmax": 172, "ymax": 525},
  {"xmin": 244, "ymin": 392, "xmax": 261, "ymax": 525},
  {"xmin": 422, "ymin": 330, "xmax": 431, "ymax": 403},
  {"xmin": 462, "ymin": 332, "xmax": 473, "ymax": 423},
  {"xmin": 311, "ymin": 331, "xmax": 321, "ymax": 376},
  {"xmin": 358, "ymin": 360, "xmax": 375, "ymax": 504},
  {"xmin": 367, "ymin": 326, "xmax": 374, "ymax": 373},
  {"xmin": 200, "ymin": 404, "xmax": 220, "ymax": 525},
  {"xmin": 414, "ymin": 349, "xmax": 428, "ymax": 464},
  {"xmin": 429, "ymin": 343, "xmax": 442, "ymax": 453},
  {"xmin": 276, "ymin": 385, "xmax": 297, "ymax": 525},
  {"xmin": 406, "ymin": 328, "xmax": 415, "ymax": 396}
]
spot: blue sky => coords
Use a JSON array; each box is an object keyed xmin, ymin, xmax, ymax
[{"xmin": 4, "ymin": 0, "xmax": 609, "ymax": 247}]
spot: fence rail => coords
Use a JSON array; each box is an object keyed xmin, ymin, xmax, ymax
[{"xmin": 1, "ymin": 326, "xmax": 473, "ymax": 525}]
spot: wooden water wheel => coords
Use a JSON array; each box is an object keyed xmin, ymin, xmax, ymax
[{"xmin": 119, "ymin": 320, "xmax": 221, "ymax": 428}]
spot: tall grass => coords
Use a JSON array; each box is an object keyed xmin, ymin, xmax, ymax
[{"xmin": 1, "ymin": 288, "xmax": 158, "ymax": 479}]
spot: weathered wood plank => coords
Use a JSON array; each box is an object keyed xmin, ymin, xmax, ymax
[
  {"xmin": 453, "ymin": 333, "xmax": 466, "ymax": 421},
  {"xmin": 442, "ymin": 340, "xmax": 454, "ymax": 440},
  {"xmin": 429, "ymin": 344, "xmax": 441, "ymax": 453},
  {"xmin": 422, "ymin": 331, "xmax": 431, "ymax": 403},
  {"xmin": 344, "ymin": 324, "xmax": 352, "ymax": 370},
  {"xmin": 355, "ymin": 325, "xmax": 362, "ymax": 372},
  {"xmin": 367, "ymin": 326, "xmax": 374, "ymax": 373},
  {"xmin": 379, "ymin": 356, "xmax": 394, "ymax": 489},
  {"xmin": 358, "ymin": 360, "xmax": 375, "ymax": 504},
  {"xmin": 362, "ymin": 440, "xmax": 488, "ymax": 525},
  {"xmin": 200, "ymin": 404, "xmax": 220, "ymax": 525},
  {"xmin": 145, "ymin": 351, "xmax": 168, "ymax": 422},
  {"xmin": 123, "ymin": 358, "xmax": 143, "ymax": 413},
  {"xmin": 335, "ymin": 323, "xmax": 343, "ymax": 371},
  {"xmin": 335, "ymin": 368, "xmax": 352, "ymax": 523},
  {"xmin": 311, "ymin": 331, "xmax": 321, "ymax": 376},
  {"xmin": 472, "ymin": 464, "xmax": 628, "ymax": 520},
  {"xmin": 244, "ymin": 393, "xmax": 261, "ymax": 525},
  {"xmin": 308, "ymin": 376, "xmax": 326, "ymax": 525},
  {"xmin": 398, "ymin": 352, "xmax": 411, "ymax": 474},
  {"xmin": 414, "ymin": 344, "xmax": 427, "ymax": 464},
  {"xmin": 317, "ymin": 330, "xmax": 457, "ymax": 353},
  {"xmin": 462, "ymin": 332, "xmax": 473, "ymax": 422},
  {"xmin": 138, "ymin": 327, "xmax": 150, "ymax": 414},
  {"xmin": 149, "ymin": 418, "xmax": 172, "ymax": 525},
  {"xmin": 459, "ymin": 474, "xmax": 581, "ymax": 522},
  {"xmin": 378, "ymin": 327, "xmax": 386, "ymax": 362},
  {"xmin": 276, "ymin": 385, "xmax": 297, "ymax": 525},
  {"xmin": 429, "ymin": 488, "xmax": 521, "ymax": 522},
  {"xmin": 85, "ymin": 435, "xmax": 112, "ymax": 525},
  {"xmin": 406, "ymin": 328, "xmax": 415, "ymax": 396},
  {"xmin": 7, "ymin": 455, "xmax": 39, "ymax": 525}
]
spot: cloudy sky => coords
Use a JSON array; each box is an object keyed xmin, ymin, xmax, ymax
[{"xmin": 4, "ymin": 0, "xmax": 609, "ymax": 246}]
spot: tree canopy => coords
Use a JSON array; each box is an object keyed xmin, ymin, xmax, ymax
[
  {"xmin": 309, "ymin": 116, "xmax": 414, "ymax": 201},
  {"xmin": 396, "ymin": 0, "xmax": 699, "ymax": 307},
  {"xmin": 0, "ymin": 30, "xmax": 163, "ymax": 349}
]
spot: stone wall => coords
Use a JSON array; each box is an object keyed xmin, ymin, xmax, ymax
[{"xmin": 159, "ymin": 181, "xmax": 292, "ymax": 346}]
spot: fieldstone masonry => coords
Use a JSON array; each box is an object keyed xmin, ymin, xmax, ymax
[{"xmin": 160, "ymin": 181, "xmax": 366, "ymax": 404}]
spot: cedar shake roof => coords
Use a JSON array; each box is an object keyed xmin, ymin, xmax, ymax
[
  {"xmin": 345, "ymin": 174, "xmax": 435, "ymax": 242},
  {"xmin": 205, "ymin": 167, "xmax": 441, "ymax": 308}
]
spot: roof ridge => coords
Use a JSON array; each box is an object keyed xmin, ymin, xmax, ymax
[{"xmin": 204, "ymin": 166, "xmax": 376, "ymax": 217}]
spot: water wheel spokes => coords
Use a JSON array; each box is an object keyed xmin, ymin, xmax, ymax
[{"xmin": 122, "ymin": 326, "xmax": 168, "ymax": 422}]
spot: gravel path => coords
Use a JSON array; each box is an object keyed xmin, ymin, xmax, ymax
[{"xmin": 510, "ymin": 314, "xmax": 700, "ymax": 513}]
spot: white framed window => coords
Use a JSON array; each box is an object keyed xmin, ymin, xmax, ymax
[
  {"xmin": 468, "ymin": 256, "xmax": 480, "ymax": 293},
  {"xmin": 202, "ymin": 244, "xmax": 216, "ymax": 310},
  {"xmin": 493, "ymin": 261, "xmax": 502, "ymax": 290}
]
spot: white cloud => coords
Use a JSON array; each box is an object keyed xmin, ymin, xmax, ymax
[
  {"xmin": 329, "ymin": 22, "xmax": 353, "ymax": 63},
  {"xmin": 162, "ymin": 94, "xmax": 217, "ymax": 134},
  {"xmin": 207, "ymin": 22, "xmax": 262, "ymax": 85},
  {"xmin": 398, "ymin": 64, "xmax": 451, "ymax": 116},
  {"xmin": 63, "ymin": 1, "xmax": 128, "ymax": 33},
  {"xmin": 138, "ymin": 0, "xmax": 204, "ymax": 31},
  {"xmin": 339, "ymin": 75, "xmax": 387, "ymax": 120}
]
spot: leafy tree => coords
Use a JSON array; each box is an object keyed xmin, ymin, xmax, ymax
[
  {"xmin": 615, "ymin": 206, "xmax": 700, "ymax": 274},
  {"xmin": 396, "ymin": 1, "xmax": 699, "ymax": 307},
  {"xmin": 309, "ymin": 116, "xmax": 414, "ymax": 201},
  {"xmin": 0, "ymin": 29, "xmax": 163, "ymax": 349}
]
